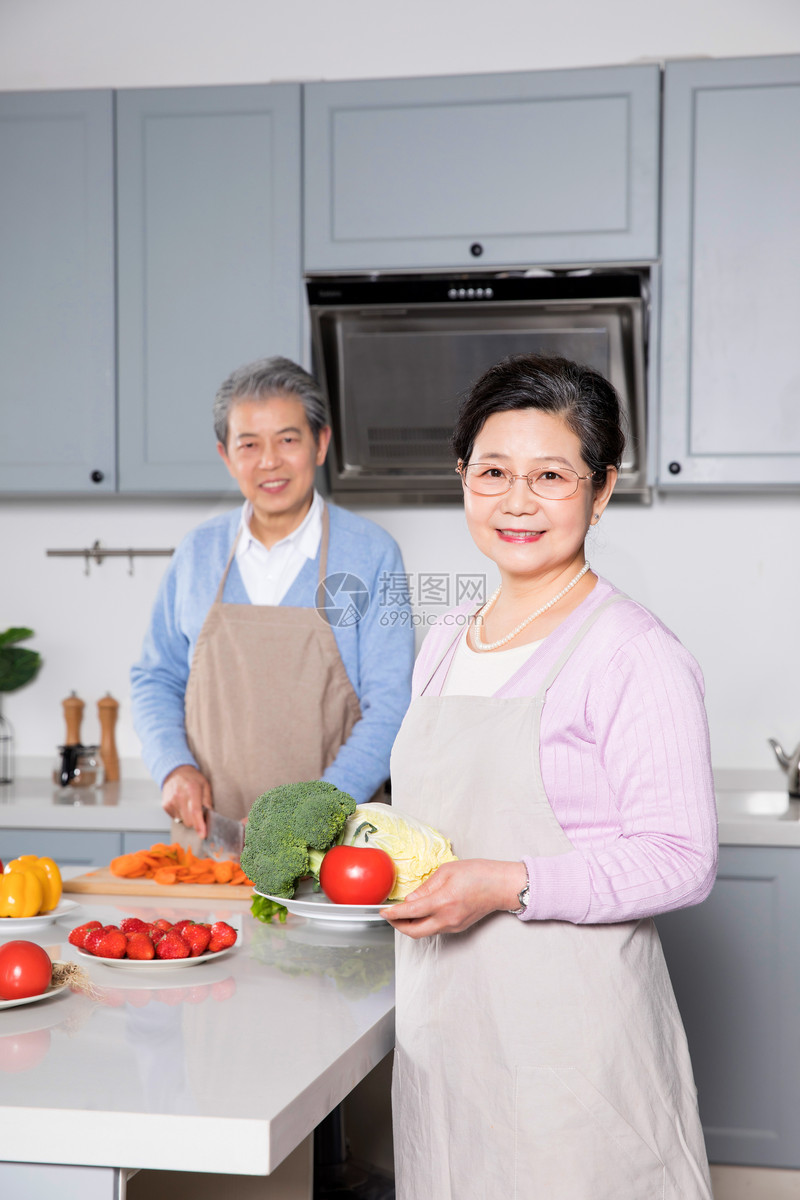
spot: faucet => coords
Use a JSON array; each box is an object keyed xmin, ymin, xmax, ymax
[{"xmin": 768, "ymin": 738, "xmax": 800, "ymax": 798}]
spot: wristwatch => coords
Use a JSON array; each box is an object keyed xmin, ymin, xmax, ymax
[{"xmin": 508, "ymin": 871, "xmax": 530, "ymax": 916}]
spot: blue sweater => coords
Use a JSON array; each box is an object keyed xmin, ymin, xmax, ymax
[{"xmin": 130, "ymin": 503, "xmax": 414, "ymax": 804}]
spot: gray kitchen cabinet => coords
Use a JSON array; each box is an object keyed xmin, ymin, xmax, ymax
[
  {"xmin": 0, "ymin": 90, "xmax": 116, "ymax": 493},
  {"xmin": 0, "ymin": 829, "xmax": 123, "ymax": 867},
  {"xmin": 659, "ymin": 55, "xmax": 800, "ymax": 488},
  {"xmin": 0, "ymin": 828, "xmax": 168, "ymax": 866},
  {"xmin": 656, "ymin": 846, "xmax": 800, "ymax": 1168},
  {"xmin": 304, "ymin": 65, "xmax": 661, "ymax": 271},
  {"xmin": 116, "ymin": 84, "xmax": 303, "ymax": 492},
  {"xmin": 0, "ymin": 84, "xmax": 303, "ymax": 497}
]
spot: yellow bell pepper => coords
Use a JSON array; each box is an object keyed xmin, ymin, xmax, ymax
[
  {"xmin": 0, "ymin": 867, "xmax": 43, "ymax": 918},
  {"xmin": 35, "ymin": 857, "xmax": 63, "ymax": 911},
  {"xmin": 4, "ymin": 855, "xmax": 62, "ymax": 912}
]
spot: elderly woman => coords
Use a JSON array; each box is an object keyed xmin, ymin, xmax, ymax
[{"xmin": 382, "ymin": 354, "xmax": 717, "ymax": 1199}]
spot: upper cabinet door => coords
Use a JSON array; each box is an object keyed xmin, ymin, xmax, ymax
[
  {"xmin": 0, "ymin": 90, "xmax": 116, "ymax": 493},
  {"xmin": 304, "ymin": 66, "xmax": 660, "ymax": 271},
  {"xmin": 659, "ymin": 56, "xmax": 800, "ymax": 488},
  {"xmin": 117, "ymin": 85, "xmax": 302, "ymax": 493}
]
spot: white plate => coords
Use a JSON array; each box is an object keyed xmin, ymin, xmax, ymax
[
  {"xmin": 256, "ymin": 879, "xmax": 396, "ymax": 924},
  {"xmin": 75, "ymin": 942, "xmax": 237, "ymax": 970},
  {"xmin": 0, "ymin": 899, "xmax": 80, "ymax": 935},
  {"xmin": 0, "ymin": 983, "xmax": 69, "ymax": 1010}
]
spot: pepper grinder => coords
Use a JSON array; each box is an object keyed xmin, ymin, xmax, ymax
[
  {"xmin": 62, "ymin": 691, "xmax": 84, "ymax": 746},
  {"xmin": 97, "ymin": 693, "xmax": 120, "ymax": 782}
]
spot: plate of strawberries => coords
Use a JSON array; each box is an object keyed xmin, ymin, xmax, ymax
[{"xmin": 68, "ymin": 916, "xmax": 238, "ymax": 968}]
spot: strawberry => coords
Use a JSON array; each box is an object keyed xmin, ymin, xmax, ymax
[
  {"xmin": 182, "ymin": 924, "xmax": 211, "ymax": 957},
  {"xmin": 84, "ymin": 928, "xmax": 107, "ymax": 955},
  {"xmin": 155, "ymin": 930, "xmax": 191, "ymax": 960},
  {"xmin": 120, "ymin": 917, "xmax": 149, "ymax": 934},
  {"xmin": 152, "ymin": 918, "xmax": 173, "ymax": 931},
  {"xmin": 207, "ymin": 921, "xmax": 237, "ymax": 953},
  {"xmin": 146, "ymin": 924, "xmax": 168, "ymax": 945},
  {"xmin": 171, "ymin": 919, "xmax": 196, "ymax": 935},
  {"xmin": 93, "ymin": 927, "xmax": 128, "ymax": 959},
  {"xmin": 68, "ymin": 920, "xmax": 103, "ymax": 949},
  {"xmin": 126, "ymin": 932, "xmax": 156, "ymax": 960}
]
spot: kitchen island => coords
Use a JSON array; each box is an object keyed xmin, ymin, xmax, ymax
[{"xmin": 0, "ymin": 882, "xmax": 395, "ymax": 1199}]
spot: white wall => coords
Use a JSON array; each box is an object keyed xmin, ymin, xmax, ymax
[{"xmin": 1, "ymin": 0, "xmax": 799, "ymax": 776}]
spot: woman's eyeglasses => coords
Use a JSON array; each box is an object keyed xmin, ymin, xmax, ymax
[{"xmin": 457, "ymin": 463, "xmax": 596, "ymax": 500}]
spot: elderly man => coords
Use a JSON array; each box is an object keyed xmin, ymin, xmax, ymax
[{"xmin": 131, "ymin": 356, "xmax": 414, "ymax": 834}]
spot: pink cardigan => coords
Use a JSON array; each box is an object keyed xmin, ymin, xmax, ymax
[{"xmin": 413, "ymin": 576, "xmax": 718, "ymax": 924}]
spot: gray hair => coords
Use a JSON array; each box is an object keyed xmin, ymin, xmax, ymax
[{"xmin": 213, "ymin": 356, "xmax": 330, "ymax": 447}]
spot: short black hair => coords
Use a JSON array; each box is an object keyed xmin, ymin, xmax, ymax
[{"xmin": 452, "ymin": 353, "xmax": 626, "ymax": 491}]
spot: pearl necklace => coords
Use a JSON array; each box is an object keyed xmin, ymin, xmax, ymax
[{"xmin": 470, "ymin": 562, "xmax": 591, "ymax": 652}]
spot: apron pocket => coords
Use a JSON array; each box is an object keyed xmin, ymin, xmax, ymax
[{"xmin": 514, "ymin": 1066, "xmax": 665, "ymax": 1200}]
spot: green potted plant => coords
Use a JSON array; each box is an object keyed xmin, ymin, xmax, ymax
[{"xmin": 0, "ymin": 627, "xmax": 43, "ymax": 785}]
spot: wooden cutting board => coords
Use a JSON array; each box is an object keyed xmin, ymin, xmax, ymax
[{"xmin": 63, "ymin": 867, "xmax": 254, "ymax": 901}]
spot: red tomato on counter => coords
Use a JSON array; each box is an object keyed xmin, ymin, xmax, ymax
[
  {"xmin": 319, "ymin": 846, "xmax": 395, "ymax": 905},
  {"xmin": 0, "ymin": 940, "xmax": 53, "ymax": 1001}
]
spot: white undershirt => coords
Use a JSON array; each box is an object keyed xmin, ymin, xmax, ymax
[
  {"xmin": 234, "ymin": 490, "xmax": 323, "ymax": 606},
  {"xmin": 441, "ymin": 628, "xmax": 545, "ymax": 697}
]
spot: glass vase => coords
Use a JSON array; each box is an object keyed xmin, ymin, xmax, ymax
[{"xmin": 0, "ymin": 695, "xmax": 13, "ymax": 785}]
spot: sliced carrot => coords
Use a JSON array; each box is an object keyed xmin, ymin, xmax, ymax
[
  {"xmin": 110, "ymin": 842, "xmax": 250, "ymax": 887},
  {"xmin": 153, "ymin": 867, "xmax": 178, "ymax": 885}
]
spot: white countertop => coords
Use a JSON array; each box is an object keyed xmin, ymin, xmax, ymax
[
  {"xmin": 0, "ymin": 776, "xmax": 170, "ymax": 832},
  {"xmin": 713, "ymin": 768, "xmax": 800, "ymax": 848},
  {"xmin": 0, "ymin": 888, "xmax": 394, "ymax": 1177},
  {"xmin": 3, "ymin": 768, "xmax": 798, "ymax": 847}
]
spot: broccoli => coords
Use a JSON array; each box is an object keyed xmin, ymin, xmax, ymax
[{"xmin": 240, "ymin": 780, "xmax": 357, "ymax": 898}]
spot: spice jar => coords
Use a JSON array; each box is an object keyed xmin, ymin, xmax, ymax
[{"xmin": 53, "ymin": 744, "xmax": 105, "ymax": 789}]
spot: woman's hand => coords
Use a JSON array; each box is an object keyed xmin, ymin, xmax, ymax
[
  {"xmin": 381, "ymin": 858, "xmax": 527, "ymax": 939},
  {"xmin": 161, "ymin": 765, "xmax": 212, "ymax": 836}
]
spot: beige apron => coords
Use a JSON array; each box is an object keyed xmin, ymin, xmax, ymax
[
  {"xmin": 184, "ymin": 505, "xmax": 362, "ymax": 820},
  {"xmin": 391, "ymin": 598, "xmax": 712, "ymax": 1200}
]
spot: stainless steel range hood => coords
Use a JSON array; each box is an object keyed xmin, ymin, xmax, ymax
[{"xmin": 307, "ymin": 270, "xmax": 651, "ymax": 504}]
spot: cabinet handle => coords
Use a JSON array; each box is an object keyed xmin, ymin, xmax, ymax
[
  {"xmin": 667, "ymin": 462, "xmax": 682, "ymax": 475},
  {"xmin": 470, "ymin": 242, "xmax": 484, "ymax": 257},
  {"xmin": 90, "ymin": 470, "xmax": 105, "ymax": 484}
]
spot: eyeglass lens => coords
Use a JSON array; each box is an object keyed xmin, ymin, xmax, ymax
[{"xmin": 463, "ymin": 464, "xmax": 580, "ymax": 499}]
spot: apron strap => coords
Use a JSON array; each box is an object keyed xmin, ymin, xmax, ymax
[
  {"xmin": 214, "ymin": 500, "xmax": 330, "ymax": 606},
  {"xmin": 536, "ymin": 593, "xmax": 627, "ymax": 698},
  {"xmin": 421, "ymin": 591, "xmax": 628, "ymax": 698},
  {"xmin": 318, "ymin": 503, "xmax": 330, "ymax": 587},
  {"xmin": 419, "ymin": 612, "xmax": 476, "ymax": 695},
  {"xmin": 214, "ymin": 529, "xmax": 242, "ymax": 603}
]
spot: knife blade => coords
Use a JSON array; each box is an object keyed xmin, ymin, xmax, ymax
[{"xmin": 170, "ymin": 807, "xmax": 245, "ymax": 862}]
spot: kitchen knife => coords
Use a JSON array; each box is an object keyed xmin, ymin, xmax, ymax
[{"xmin": 171, "ymin": 807, "xmax": 245, "ymax": 862}]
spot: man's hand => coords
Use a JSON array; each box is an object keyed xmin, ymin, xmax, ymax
[
  {"xmin": 380, "ymin": 859, "xmax": 528, "ymax": 939},
  {"xmin": 162, "ymin": 765, "xmax": 213, "ymax": 837}
]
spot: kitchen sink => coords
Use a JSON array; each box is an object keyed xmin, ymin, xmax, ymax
[{"xmin": 715, "ymin": 789, "xmax": 798, "ymax": 820}]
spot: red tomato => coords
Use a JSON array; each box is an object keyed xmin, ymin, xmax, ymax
[
  {"xmin": 0, "ymin": 940, "xmax": 53, "ymax": 1001},
  {"xmin": 319, "ymin": 846, "xmax": 396, "ymax": 905}
]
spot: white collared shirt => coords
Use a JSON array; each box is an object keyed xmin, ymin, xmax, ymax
[{"xmin": 234, "ymin": 490, "xmax": 324, "ymax": 606}]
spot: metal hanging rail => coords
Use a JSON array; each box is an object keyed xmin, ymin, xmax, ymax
[{"xmin": 46, "ymin": 540, "xmax": 174, "ymax": 575}]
